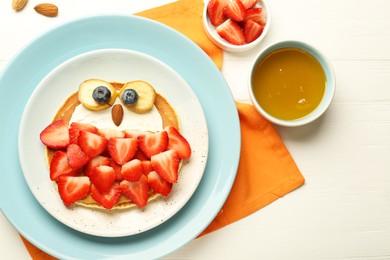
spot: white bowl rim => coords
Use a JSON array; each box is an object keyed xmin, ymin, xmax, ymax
[
  {"xmin": 248, "ymin": 40, "xmax": 336, "ymax": 127},
  {"xmin": 202, "ymin": 0, "xmax": 271, "ymax": 52}
]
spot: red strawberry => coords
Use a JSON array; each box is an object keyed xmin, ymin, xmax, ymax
[
  {"xmin": 40, "ymin": 120, "xmax": 70, "ymax": 149},
  {"xmin": 241, "ymin": 0, "xmax": 257, "ymax": 9},
  {"xmin": 223, "ymin": 0, "xmax": 246, "ymax": 22},
  {"xmin": 147, "ymin": 171, "xmax": 172, "ymax": 196},
  {"xmin": 216, "ymin": 19, "xmax": 245, "ymax": 45},
  {"xmin": 84, "ymin": 155, "xmax": 111, "ymax": 177},
  {"xmin": 134, "ymin": 149, "xmax": 148, "ymax": 161},
  {"xmin": 110, "ymin": 159, "xmax": 123, "ymax": 181},
  {"xmin": 90, "ymin": 165, "xmax": 116, "ymax": 193},
  {"xmin": 123, "ymin": 129, "xmax": 145, "ymax": 139},
  {"xmin": 243, "ymin": 8, "xmax": 265, "ymax": 25},
  {"xmin": 121, "ymin": 159, "xmax": 144, "ymax": 182},
  {"xmin": 66, "ymin": 144, "xmax": 90, "ymax": 169},
  {"xmin": 151, "ymin": 150, "xmax": 180, "ymax": 183},
  {"xmin": 244, "ymin": 19, "xmax": 264, "ymax": 43},
  {"xmin": 69, "ymin": 122, "xmax": 97, "ymax": 145},
  {"xmin": 165, "ymin": 126, "xmax": 192, "ymax": 159},
  {"xmin": 141, "ymin": 160, "xmax": 153, "ymax": 175},
  {"xmin": 49, "ymin": 151, "xmax": 80, "ymax": 181},
  {"xmin": 107, "ymin": 137, "xmax": 137, "ymax": 165},
  {"xmin": 57, "ymin": 176, "xmax": 91, "ymax": 207},
  {"xmin": 138, "ymin": 131, "xmax": 168, "ymax": 158},
  {"xmin": 97, "ymin": 128, "xmax": 125, "ymax": 140},
  {"xmin": 207, "ymin": 0, "xmax": 228, "ymax": 26},
  {"xmin": 91, "ymin": 183, "xmax": 121, "ymax": 209},
  {"xmin": 119, "ymin": 176, "xmax": 149, "ymax": 208},
  {"xmin": 78, "ymin": 130, "xmax": 108, "ymax": 158}
]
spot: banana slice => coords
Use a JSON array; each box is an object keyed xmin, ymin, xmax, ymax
[
  {"xmin": 78, "ymin": 79, "xmax": 118, "ymax": 111},
  {"xmin": 119, "ymin": 80, "xmax": 156, "ymax": 113}
]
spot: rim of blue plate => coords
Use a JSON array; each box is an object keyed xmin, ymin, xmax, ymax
[{"xmin": 0, "ymin": 14, "xmax": 240, "ymax": 259}]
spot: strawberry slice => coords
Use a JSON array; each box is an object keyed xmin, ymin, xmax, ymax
[
  {"xmin": 207, "ymin": 0, "xmax": 228, "ymax": 26},
  {"xmin": 90, "ymin": 165, "xmax": 116, "ymax": 193},
  {"xmin": 134, "ymin": 149, "xmax": 148, "ymax": 161},
  {"xmin": 110, "ymin": 158, "xmax": 123, "ymax": 181},
  {"xmin": 138, "ymin": 131, "xmax": 168, "ymax": 159},
  {"xmin": 244, "ymin": 19, "xmax": 264, "ymax": 43},
  {"xmin": 141, "ymin": 160, "xmax": 153, "ymax": 175},
  {"xmin": 216, "ymin": 19, "xmax": 245, "ymax": 45},
  {"xmin": 119, "ymin": 175, "xmax": 149, "ymax": 208},
  {"xmin": 147, "ymin": 170, "xmax": 172, "ymax": 196},
  {"xmin": 78, "ymin": 130, "xmax": 108, "ymax": 158},
  {"xmin": 57, "ymin": 176, "xmax": 91, "ymax": 207},
  {"xmin": 123, "ymin": 130, "xmax": 145, "ymax": 139},
  {"xmin": 69, "ymin": 122, "xmax": 97, "ymax": 145},
  {"xmin": 241, "ymin": 0, "xmax": 257, "ymax": 9},
  {"xmin": 151, "ymin": 150, "xmax": 180, "ymax": 183},
  {"xmin": 66, "ymin": 144, "xmax": 90, "ymax": 169},
  {"xmin": 243, "ymin": 8, "xmax": 265, "ymax": 25},
  {"xmin": 107, "ymin": 137, "xmax": 137, "ymax": 165},
  {"xmin": 84, "ymin": 155, "xmax": 111, "ymax": 177},
  {"xmin": 97, "ymin": 128, "xmax": 125, "ymax": 140},
  {"xmin": 223, "ymin": 0, "xmax": 246, "ymax": 22},
  {"xmin": 91, "ymin": 183, "xmax": 121, "ymax": 210},
  {"xmin": 49, "ymin": 151, "xmax": 80, "ymax": 181},
  {"xmin": 40, "ymin": 120, "xmax": 70, "ymax": 149},
  {"xmin": 121, "ymin": 159, "xmax": 144, "ymax": 182},
  {"xmin": 165, "ymin": 126, "xmax": 192, "ymax": 159}
]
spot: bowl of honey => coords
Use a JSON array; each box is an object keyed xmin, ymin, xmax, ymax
[{"xmin": 249, "ymin": 40, "xmax": 335, "ymax": 127}]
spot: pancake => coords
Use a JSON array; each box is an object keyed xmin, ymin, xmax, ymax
[{"xmin": 46, "ymin": 81, "xmax": 181, "ymax": 210}]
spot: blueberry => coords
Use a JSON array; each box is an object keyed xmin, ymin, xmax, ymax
[
  {"xmin": 92, "ymin": 86, "xmax": 111, "ymax": 104},
  {"xmin": 122, "ymin": 89, "xmax": 138, "ymax": 105}
]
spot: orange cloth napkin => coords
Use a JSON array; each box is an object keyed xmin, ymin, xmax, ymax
[
  {"xmin": 20, "ymin": 0, "xmax": 304, "ymax": 258},
  {"xmin": 136, "ymin": 0, "xmax": 223, "ymax": 70},
  {"xmin": 198, "ymin": 102, "xmax": 304, "ymax": 236}
]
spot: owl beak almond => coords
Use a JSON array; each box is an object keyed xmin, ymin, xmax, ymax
[
  {"xmin": 112, "ymin": 104, "xmax": 124, "ymax": 127},
  {"xmin": 34, "ymin": 3, "xmax": 58, "ymax": 17}
]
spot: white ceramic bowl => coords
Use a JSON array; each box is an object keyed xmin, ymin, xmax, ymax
[
  {"xmin": 248, "ymin": 40, "xmax": 336, "ymax": 127},
  {"xmin": 203, "ymin": 0, "xmax": 271, "ymax": 52}
]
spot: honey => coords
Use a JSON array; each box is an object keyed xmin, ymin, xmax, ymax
[{"xmin": 252, "ymin": 48, "xmax": 326, "ymax": 120}]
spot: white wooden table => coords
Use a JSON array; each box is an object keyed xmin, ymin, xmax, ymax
[{"xmin": 1, "ymin": 0, "xmax": 390, "ymax": 259}]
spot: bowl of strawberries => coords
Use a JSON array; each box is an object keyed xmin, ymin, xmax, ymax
[{"xmin": 203, "ymin": 0, "xmax": 270, "ymax": 52}]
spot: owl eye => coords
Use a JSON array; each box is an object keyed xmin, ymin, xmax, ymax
[
  {"xmin": 121, "ymin": 89, "xmax": 138, "ymax": 105},
  {"xmin": 92, "ymin": 86, "xmax": 112, "ymax": 104},
  {"xmin": 119, "ymin": 80, "xmax": 156, "ymax": 113},
  {"xmin": 78, "ymin": 79, "xmax": 118, "ymax": 111}
]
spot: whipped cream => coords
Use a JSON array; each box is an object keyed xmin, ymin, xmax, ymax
[{"xmin": 70, "ymin": 99, "xmax": 163, "ymax": 132}]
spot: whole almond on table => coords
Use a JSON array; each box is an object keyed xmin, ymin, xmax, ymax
[
  {"xmin": 34, "ymin": 3, "xmax": 58, "ymax": 17},
  {"xmin": 12, "ymin": 0, "xmax": 27, "ymax": 11}
]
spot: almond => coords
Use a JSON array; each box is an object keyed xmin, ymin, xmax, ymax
[
  {"xmin": 12, "ymin": 0, "xmax": 27, "ymax": 11},
  {"xmin": 34, "ymin": 3, "xmax": 58, "ymax": 17},
  {"xmin": 111, "ymin": 104, "xmax": 124, "ymax": 127}
]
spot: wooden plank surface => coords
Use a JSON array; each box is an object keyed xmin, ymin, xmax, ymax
[{"xmin": 1, "ymin": 0, "xmax": 389, "ymax": 259}]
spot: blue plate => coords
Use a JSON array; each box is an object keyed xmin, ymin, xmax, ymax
[{"xmin": 0, "ymin": 15, "xmax": 240, "ymax": 258}]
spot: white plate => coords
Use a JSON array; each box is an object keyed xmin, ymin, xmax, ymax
[{"xmin": 18, "ymin": 49, "xmax": 208, "ymax": 237}]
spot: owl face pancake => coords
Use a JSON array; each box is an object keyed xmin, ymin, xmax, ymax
[{"xmin": 41, "ymin": 79, "xmax": 191, "ymax": 210}]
